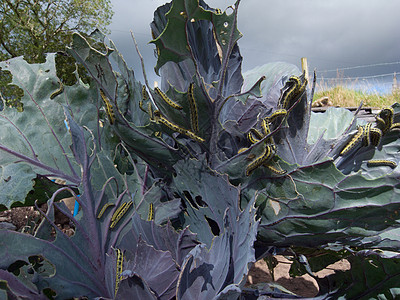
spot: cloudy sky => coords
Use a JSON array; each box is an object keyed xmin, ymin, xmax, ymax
[{"xmin": 108, "ymin": 0, "xmax": 400, "ymax": 91}]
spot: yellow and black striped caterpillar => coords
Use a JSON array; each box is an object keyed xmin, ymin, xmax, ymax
[
  {"xmin": 245, "ymin": 114, "xmax": 286, "ymax": 175},
  {"xmin": 155, "ymin": 87, "xmax": 183, "ymax": 110},
  {"xmin": 266, "ymin": 109, "xmax": 287, "ymax": 123},
  {"xmin": 188, "ymin": 83, "xmax": 199, "ymax": 133},
  {"xmin": 110, "ymin": 201, "xmax": 133, "ymax": 229},
  {"xmin": 115, "ymin": 248, "xmax": 124, "ymax": 296},
  {"xmin": 280, "ymin": 78, "xmax": 298, "ymax": 109},
  {"xmin": 97, "ymin": 203, "xmax": 115, "ymax": 219},
  {"xmin": 390, "ymin": 123, "xmax": 400, "ymax": 130},
  {"xmin": 261, "ymin": 119, "xmax": 270, "ymax": 136},
  {"xmin": 376, "ymin": 107, "xmax": 394, "ymax": 134},
  {"xmin": 369, "ymin": 127, "xmax": 382, "ymax": 147},
  {"xmin": 246, "ymin": 144, "xmax": 275, "ymax": 176},
  {"xmin": 139, "ymin": 85, "xmax": 150, "ymax": 113},
  {"xmin": 363, "ymin": 122, "xmax": 372, "ymax": 146},
  {"xmin": 237, "ymin": 147, "xmax": 248, "ymax": 154},
  {"xmin": 280, "ymin": 75, "xmax": 307, "ymax": 110},
  {"xmin": 50, "ymin": 78, "xmax": 64, "ymax": 99},
  {"xmin": 367, "ymin": 159, "xmax": 397, "ymax": 169},
  {"xmin": 153, "ymin": 110, "xmax": 205, "ymax": 143},
  {"xmin": 147, "ymin": 203, "xmax": 154, "ymax": 221},
  {"xmin": 340, "ymin": 126, "xmax": 365, "ymax": 156},
  {"xmin": 100, "ymin": 89, "xmax": 115, "ymax": 125},
  {"xmin": 264, "ymin": 163, "xmax": 287, "ymax": 175},
  {"xmin": 248, "ymin": 128, "xmax": 263, "ymax": 144},
  {"xmin": 111, "ymin": 202, "xmax": 127, "ymax": 222}
]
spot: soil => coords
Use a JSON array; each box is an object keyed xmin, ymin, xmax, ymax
[
  {"xmin": 247, "ymin": 256, "xmax": 350, "ymax": 297},
  {"xmin": 0, "ymin": 205, "xmax": 350, "ymax": 297}
]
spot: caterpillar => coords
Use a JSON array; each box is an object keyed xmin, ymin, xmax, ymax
[
  {"xmin": 50, "ymin": 79, "xmax": 64, "ymax": 99},
  {"xmin": 266, "ymin": 109, "xmax": 287, "ymax": 123},
  {"xmin": 115, "ymin": 248, "xmax": 124, "ymax": 296},
  {"xmin": 390, "ymin": 123, "xmax": 400, "ymax": 130},
  {"xmin": 246, "ymin": 144, "xmax": 274, "ymax": 176},
  {"xmin": 111, "ymin": 202, "xmax": 127, "ymax": 222},
  {"xmin": 340, "ymin": 126, "xmax": 364, "ymax": 156},
  {"xmin": 296, "ymin": 75, "xmax": 308, "ymax": 97},
  {"xmin": 153, "ymin": 111, "xmax": 205, "ymax": 143},
  {"xmin": 237, "ymin": 147, "xmax": 248, "ymax": 154},
  {"xmin": 97, "ymin": 203, "xmax": 115, "ymax": 219},
  {"xmin": 110, "ymin": 201, "xmax": 133, "ymax": 229},
  {"xmin": 155, "ymin": 87, "xmax": 183, "ymax": 110},
  {"xmin": 280, "ymin": 78, "xmax": 299, "ymax": 109},
  {"xmin": 264, "ymin": 163, "xmax": 286, "ymax": 175},
  {"xmin": 147, "ymin": 203, "xmax": 154, "ymax": 221},
  {"xmin": 248, "ymin": 128, "xmax": 263, "ymax": 144},
  {"xmin": 248, "ymin": 131, "xmax": 260, "ymax": 144},
  {"xmin": 376, "ymin": 107, "xmax": 394, "ymax": 133},
  {"xmin": 100, "ymin": 89, "xmax": 115, "ymax": 125},
  {"xmin": 367, "ymin": 159, "xmax": 397, "ymax": 169},
  {"xmin": 215, "ymin": 8, "xmax": 223, "ymax": 15},
  {"xmin": 375, "ymin": 116, "xmax": 386, "ymax": 131},
  {"xmin": 363, "ymin": 122, "xmax": 372, "ymax": 146},
  {"xmin": 281, "ymin": 75, "xmax": 307, "ymax": 109},
  {"xmin": 188, "ymin": 83, "xmax": 199, "ymax": 133},
  {"xmin": 369, "ymin": 127, "xmax": 382, "ymax": 147},
  {"xmin": 261, "ymin": 119, "xmax": 270, "ymax": 136},
  {"xmin": 380, "ymin": 107, "xmax": 394, "ymax": 123}
]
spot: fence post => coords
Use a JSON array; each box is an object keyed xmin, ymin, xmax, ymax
[
  {"xmin": 393, "ymin": 72, "xmax": 398, "ymax": 93},
  {"xmin": 301, "ymin": 57, "xmax": 309, "ymax": 83}
]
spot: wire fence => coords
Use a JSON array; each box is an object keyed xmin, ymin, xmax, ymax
[{"xmin": 312, "ymin": 61, "xmax": 400, "ymax": 95}]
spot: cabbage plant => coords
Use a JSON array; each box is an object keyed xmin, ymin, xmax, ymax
[{"xmin": 1, "ymin": 0, "xmax": 400, "ymax": 299}]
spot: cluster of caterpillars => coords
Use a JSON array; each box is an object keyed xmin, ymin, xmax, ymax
[
  {"xmin": 240, "ymin": 109, "xmax": 288, "ymax": 176},
  {"xmin": 340, "ymin": 106, "xmax": 399, "ymax": 168},
  {"xmin": 139, "ymin": 84, "xmax": 204, "ymax": 143},
  {"xmin": 279, "ymin": 73, "xmax": 308, "ymax": 110},
  {"xmin": 240, "ymin": 73, "xmax": 307, "ymax": 176}
]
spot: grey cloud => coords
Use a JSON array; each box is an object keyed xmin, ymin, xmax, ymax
[{"xmin": 109, "ymin": 0, "xmax": 400, "ymax": 89}]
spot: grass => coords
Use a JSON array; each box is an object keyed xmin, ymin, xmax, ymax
[{"xmin": 313, "ymin": 82, "xmax": 400, "ymax": 108}]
